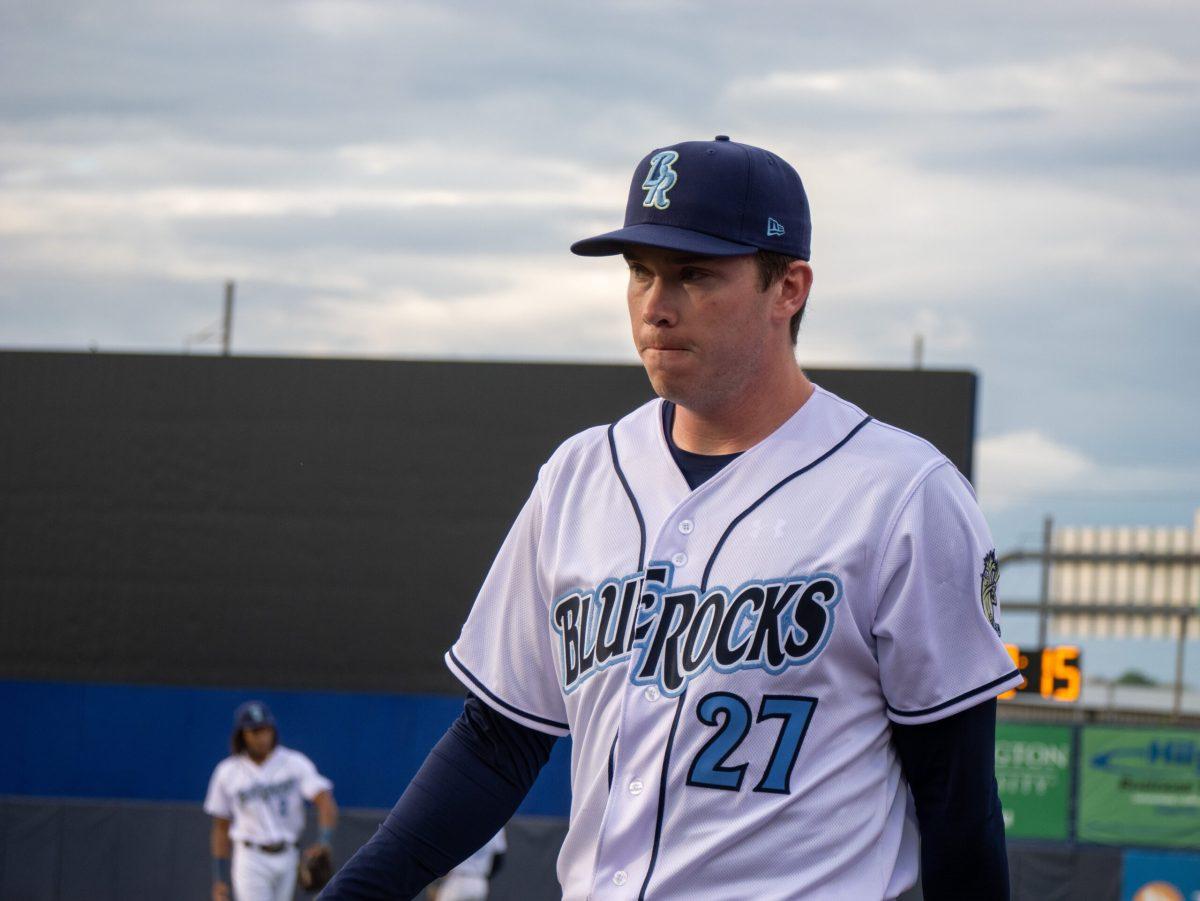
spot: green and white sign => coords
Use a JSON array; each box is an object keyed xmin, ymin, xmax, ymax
[
  {"xmin": 995, "ymin": 723, "xmax": 1072, "ymax": 839},
  {"xmin": 1079, "ymin": 726, "xmax": 1200, "ymax": 848}
]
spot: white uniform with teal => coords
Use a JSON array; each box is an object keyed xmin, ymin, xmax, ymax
[
  {"xmin": 204, "ymin": 746, "xmax": 332, "ymax": 901},
  {"xmin": 447, "ymin": 385, "xmax": 1021, "ymax": 900}
]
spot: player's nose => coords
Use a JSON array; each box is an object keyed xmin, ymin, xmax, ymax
[{"xmin": 639, "ymin": 275, "xmax": 679, "ymax": 328}]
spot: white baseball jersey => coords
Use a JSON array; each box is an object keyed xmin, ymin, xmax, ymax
[
  {"xmin": 447, "ymin": 385, "xmax": 1022, "ymax": 901},
  {"xmin": 204, "ymin": 745, "xmax": 332, "ymax": 845}
]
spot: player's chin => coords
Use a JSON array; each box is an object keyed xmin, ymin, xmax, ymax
[{"xmin": 644, "ymin": 367, "xmax": 700, "ymax": 406}]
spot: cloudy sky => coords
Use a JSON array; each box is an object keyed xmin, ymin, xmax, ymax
[{"xmin": 3, "ymin": 1, "xmax": 1197, "ymax": 675}]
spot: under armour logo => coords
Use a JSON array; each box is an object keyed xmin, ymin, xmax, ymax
[
  {"xmin": 767, "ymin": 217, "xmax": 785, "ymax": 237},
  {"xmin": 642, "ymin": 150, "xmax": 679, "ymax": 210}
]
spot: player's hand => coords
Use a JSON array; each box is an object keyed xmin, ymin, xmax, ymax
[
  {"xmin": 303, "ymin": 841, "xmax": 331, "ymax": 858},
  {"xmin": 212, "ymin": 881, "xmax": 231, "ymax": 901},
  {"xmin": 298, "ymin": 842, "xmax": 335, "ymax": 891}
]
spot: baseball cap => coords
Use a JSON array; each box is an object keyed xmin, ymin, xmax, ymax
[
  {"xmin": 570, "ymin": 135, "xmax": 811, "ymax": 260},
  {"xmin": 233, "ymin": 700, "xmax": 276, "ymax": 731}
]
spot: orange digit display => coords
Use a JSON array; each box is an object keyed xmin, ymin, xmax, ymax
[
  {"xmin": 1041, "ymin": 645, "xmax": 1081, "ymax": 702},
  {"xmin": 999, "ymin": 644, "xmax": 1081, "ymax": 703}
]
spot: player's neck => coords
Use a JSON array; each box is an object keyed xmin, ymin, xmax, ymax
[{"xmin": 672, "ymin": 365, "xmax": 813, "ymax": 455}]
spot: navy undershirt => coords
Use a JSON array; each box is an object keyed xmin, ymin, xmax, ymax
[
  {"xmin": 661, "ymin": 400, "xmax": 743, "ymax": 489},
  {"xmin": 319, "ymin": 406, "xmax": 1010, "ymax": 900}
]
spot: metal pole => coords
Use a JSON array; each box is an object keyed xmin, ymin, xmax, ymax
[
  {"xmin": 1174, "ymin": 610, "xmax": 1189, "ymax": 719},
  {"xmin": 1037, "ymin": 515, "xmax": 1053, "ymax": 646},
  {"xmin": 1180, "ymin": 533, "xmax": 1198, "ymax": 719},
  {"xmin": 222, "ymin": 280, "xmax": 235, "ymax": 356},
  {"xmin": 912, "ymin": 334, "xmax": 924, "ymax": 370},
  {"xmin": 1065, "ymin": 723, "xmax": 1082, "ymax": 842}
]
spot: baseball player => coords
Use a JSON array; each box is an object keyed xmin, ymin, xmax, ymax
[
  {"xmin": 206, "ymin": 700, "xmax": 339, "ymax": 901},
  {"xmin": 321, "ymin": 137, "xmax": 1020, "ymax": 900},
  {"xmin": 432, "ymin": 828, "xmax": 506, "ymax": 901}
]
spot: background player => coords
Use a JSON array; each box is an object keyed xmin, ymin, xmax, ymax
[
  {"xmin": 431, "ymin": 828, "xmax": 506, "ymax": 901},
  {"xmin": 320, "ymin": 137, "xmax": 1019, "ymax": 900},
  {"xmin": 206, "ymin": 700, "xmax": 339, "ymax": 901}
]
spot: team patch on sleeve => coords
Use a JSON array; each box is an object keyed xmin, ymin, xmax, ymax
[
  {"xmin": 980, "ymin": 549, "xmax": 1000, "ymax": 637},
  {"xmin": 550, "ymin": 563, "xmax": 842, "ymax": 697}
]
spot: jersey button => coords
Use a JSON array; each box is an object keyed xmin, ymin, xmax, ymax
[
  {"xmin": 629, "ymin": 778, "xmax": 644, "ymax": 796},
  {"xmin": 671, "ymin": 552, "xmax": 687, "ymax": 567},
  {"xmin": 613, "ymin": 871, "xmax": 628, "ymax": 887},
  {"xmin": 678, "ymin": 519, "xmax": 694, "ymax": 534},
  {"xmin": 644, "ymin": 686, "xmax": 660, "ymax": 702}
]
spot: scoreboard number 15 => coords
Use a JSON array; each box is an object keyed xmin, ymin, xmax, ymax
[{"xmin": 1000, "ymin": 644, "xmax": 1082, "ymax": 702}]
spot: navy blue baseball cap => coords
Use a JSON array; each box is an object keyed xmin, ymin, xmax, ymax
[
  {"xmin": 233, "ymin": 700, "xmax": 276, "ymax": 731},
  {"xmin": 571, "ymin": 136, "xmax": 811, "ymax": 260}
]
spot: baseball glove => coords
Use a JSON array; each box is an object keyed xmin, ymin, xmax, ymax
[{"xmin": 298, "ymin": 844, "xmax": 334, "ymax": 893}]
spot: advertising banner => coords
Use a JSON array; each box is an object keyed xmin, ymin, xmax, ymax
[
  {"xmin": 1121, "ymin": 849, "xmax": 1200, "ymax": 901},
  {"xmin": 1079, "ymin": 727, "xmax": 1200, "ymax": 848},
  {"xmin": 995, "ymin": 723, "xmax": 1072, "ymax": 839}
]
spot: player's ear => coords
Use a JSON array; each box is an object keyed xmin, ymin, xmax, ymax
[{"xmin": 774, "ymin": 260, "xmax": 812, "ymax": 323}]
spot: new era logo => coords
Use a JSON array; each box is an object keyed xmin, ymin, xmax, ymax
[{"xmin": 766, "ymin": 218, "xmax": 785, "ymax": 237}]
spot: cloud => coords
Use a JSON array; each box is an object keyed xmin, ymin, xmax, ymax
[
  {"xmin": 977, "ymin": 430, "xmax": 1200, "ymax": 512},
  {"xmin": 1, "ymin": 0, "xmax": 1198, "ymax": 563},
  {"xmin": 724, "ymin": 48, "xmax": 1200, "ymax": 182},
  {"xmin": 977, "ymin": 430, "xmax": 1094, "ymax": 508},
  {"xmin": 228, "ymin": 255, "xmax": 635, "ymax": 361},
  {"xmin": 292, "ymin": 0, "xmax": 432, "ymax": 38},
  {"xmin": 729, "ymin": 50, "xmax": 1199, "ymax": 117}
]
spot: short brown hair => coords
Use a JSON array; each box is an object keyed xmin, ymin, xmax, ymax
[{"xmin": 755, "ymin": 250, "xmax": 806, "ymax": 344}]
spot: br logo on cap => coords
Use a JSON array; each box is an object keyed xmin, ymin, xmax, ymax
[{"xmin": 642, "ymin": 150, "xmax": 679, "ymax": 210}]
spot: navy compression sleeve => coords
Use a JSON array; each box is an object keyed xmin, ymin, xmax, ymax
[
  {"xmin": 891, "ymin": 699, "xmax": 1009, "ymax": 901},
  {"xmin": 318, "ymin": 693, "xmax": 556, "ymax": 900}
]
